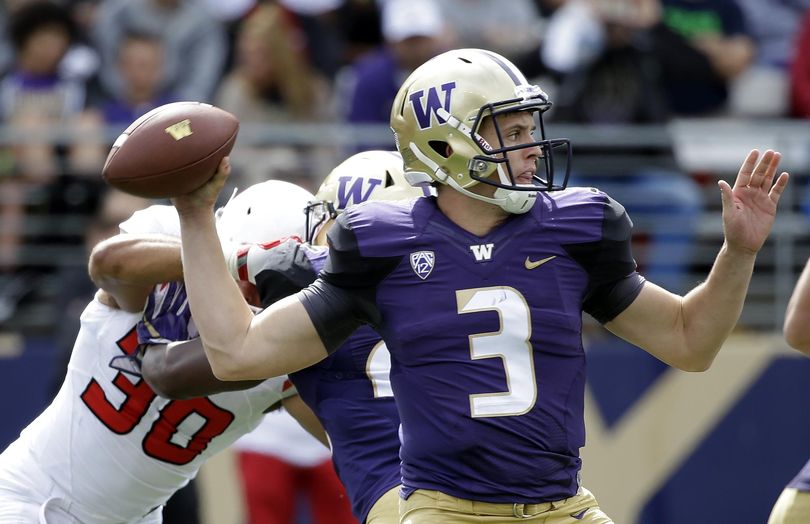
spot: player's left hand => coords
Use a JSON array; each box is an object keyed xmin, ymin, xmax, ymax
[{"xmin": 718, "ymin": 149, "xmax": 789, "ymax": 254}]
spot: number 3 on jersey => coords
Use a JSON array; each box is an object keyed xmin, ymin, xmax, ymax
[
  {"xmin": 457, "ymin": 286, "xmax": 537, "ymax": 418},
  {"xmin": 80, "ymin": 326, "xmax": 235, "ymax": 465},
  {"xmin": 366, "ymin": 287, "xmax": 537, "ymax": 418}
]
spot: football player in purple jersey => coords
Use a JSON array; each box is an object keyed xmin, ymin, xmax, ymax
[
  {"xmin": 769, "ymin": 258, "xmax": 810, "ymax": 523},
  {"xmin": 226, "ymin": 150, "xmax": 428, "ymax": 524},
  {"xmin": 172, "ymin": 48, "xmax": 789, "ymax": 523}
]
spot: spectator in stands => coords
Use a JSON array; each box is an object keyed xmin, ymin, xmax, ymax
[
  {"xmin": 197, "ymin": 0, "xmax": 258, "ymax": 73},
  {"xmin": 654, "ymin": 0, "xmax": 755, "ymax": 116},
  {"xmin": 539, "ymin": 0, "xmax": 660, "ymax": 76},
  {"xmin": 278, "ymin": 0, "xmax": 347, "ymax": 80},
  {"xmin": 786, "ymin": 11, "xmax": 810, "ymax": 220},
  {"xmin": 541, "ymin": 0, "xmax": 754, "ymax": 117},
  {"xmin": 335, "ymin": 0, "xmax": 450, "ymax": 151},
  {"xmin": 215, "ymin": 2, "xmax": 334, "ymax": 190},
  {"xmin": 92, "ymin": 0, "xmax": 227, "ymax": 104},
  {"xmin": 729, "ymin": 0, "xmax": 810, "ymax": 117},
  {"xmin": 90, "ymin": 31, "xmax": 176, "ymax": 130},
  {"xmin": 332, "ymin": 0, "xmax": 384, "ymax": 70},
  {"xmin": 548, "ymin": 0, "xmax": 704, "ymax": 295},
  {"xmin": 0, "ymin": 0, "xmax": 104, "ymax": 271},
  {"xmin": 234, "ymin": 408, "xmax": 357, "ymax": 524},
  {"xmin": 437, "ymin": 0, "xmax": 542, "ymax": 59},
  {"xmin": 217, "ymin": 3, "xmax": 331, "ymax": 124},
  {"xmin": 0, "ymin": 0, "xmax": 102, "ymax": 178},
  {"xmin": 790, "ymin": 10, "xmax": 810, "ymax": 119},
  {"xmin": 546, "ymin": 0, "xmax": 665, "ymax": 121}
]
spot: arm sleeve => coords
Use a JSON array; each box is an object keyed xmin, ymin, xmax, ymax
[
  {"xmin": 298, "ymin": 280, "xmax": 369, "ymax": 355},
  {"xmin": 298, "ymin": 213, "xmax": 402, "ymax": 353},
  {"xmin": 563, "ymin": 194, "xmax": 646, "ymax": 323}
]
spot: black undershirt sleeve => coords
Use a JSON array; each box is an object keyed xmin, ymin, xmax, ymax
[
  {"xmin": 298, "ymin": 281, "xmax": 372, "ymax": 354},
  {"xmin": 563, "ymin": 195, "xmax": 646, "ymax": 324},
  {"xmin": 298, "ymin": 214, "xmax": 402, "ymax": 353}
]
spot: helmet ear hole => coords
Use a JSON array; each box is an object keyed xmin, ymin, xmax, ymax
[{"xmin": 428, "ymin": 140, "xmax": 450, "ymax": 158}]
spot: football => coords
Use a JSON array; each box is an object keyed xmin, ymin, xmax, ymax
[{"xmin": 102, "ymin": 101, "xmax": 239, "ymax": 198}]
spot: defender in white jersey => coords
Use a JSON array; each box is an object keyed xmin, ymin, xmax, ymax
[{"xmin": 0, "ymin": 181, "xmax": 317, "ymax": 523}]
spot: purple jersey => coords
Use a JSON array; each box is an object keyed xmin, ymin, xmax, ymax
[
  {"xmin": 301, "ymin": 189, "xmax": 644, "ymax": 504},
  {"xmin": 788, "ymin": 458, "xmax": 810, "ymax": 492},
  {"xmin": 252, "ymin": 239, "xmax": 402, "ymax": 523}
]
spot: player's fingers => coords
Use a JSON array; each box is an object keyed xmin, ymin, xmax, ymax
[
  {"xmin": 206, "ymin": 157, "xmax": 231, "ymax": 188},
  {"xmin": 734, "ymin": 149, "xmax": 759, "ymax": 188},
  {"xmin": 759, "ymin": 151, "xmax": 781, "ymax": 189},
  {"xmin": 768, "ymin": 172, "xmax": 790, "ymax": 204},
  {"xmin": 748, "ymin": 150, "xmax": 776, "ymax": 189},
  {"xmin": 211, "ymin": 156, "xmax": 230, "ymax": 179},
  {"xmin": 718, "ymin": 179, "xmax": 734, "ymax": 211},
  {"xmin": 217, "ymin": 156, "xmax": 230, "ymax": 175}
]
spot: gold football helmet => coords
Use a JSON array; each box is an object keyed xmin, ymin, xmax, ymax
[
  {"xmin": 305, "ymin": 150, "xmax": 430, "ymax": 242},
  {"xmin": 390, "ymin": 48, "xmax": 571, "ymax": 214}
]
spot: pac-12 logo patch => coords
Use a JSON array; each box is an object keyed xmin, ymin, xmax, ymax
[
  {"xmin": 410, "ymin": 251, "xmax": 435, "ymax": 280},
  {"xmin": 408, "ymin": 82, "xmax": 456, "ymax": 129}
]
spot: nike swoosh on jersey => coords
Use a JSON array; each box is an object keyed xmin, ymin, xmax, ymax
[
  {"xmin": 524, "ymin": 255, "xmax": 557, "ymax": 270},
  {"xmin": 570, "ymin": 508, "xmax": 589, "ymax": 520}
]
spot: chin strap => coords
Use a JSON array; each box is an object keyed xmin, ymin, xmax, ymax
[
  {"xmin": 490, "ymin": 163, "xmax": 536, "ymax": 214},
  {"xmin": 493, "ymin": 186, "xmax": 536, "ymax": 214},
  {"xmin": 448, "ymin": 179, "xmax": 535, "ymax": 214},
  {"xmin": 408, "ymin": 142, "xmax": 536, "ymax": 214}
]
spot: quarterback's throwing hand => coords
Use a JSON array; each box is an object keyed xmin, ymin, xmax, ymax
[
  {"xmin": 718, "ymin": 149, "xmax": 789, "ymax": 254},
  {"xmin": 172, "ymin": 157, "xmax": 232, "ymax": 218}
]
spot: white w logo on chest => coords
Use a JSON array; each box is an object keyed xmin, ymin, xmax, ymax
[{"xmin": 469, "ymin": 243, "xmax": 494, "ymax": 262}]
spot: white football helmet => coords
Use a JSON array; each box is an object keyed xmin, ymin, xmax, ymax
[
  {"xmin": 390, "ymin": 48, "xmax": 571, "ymax": 214},
  {"xmin": 216, "ymin": 179, "xmax": 314, "ymax": 248},
  {"xmin": 305, "ymin": 150, "xmax": 430, "ymax": 242}
]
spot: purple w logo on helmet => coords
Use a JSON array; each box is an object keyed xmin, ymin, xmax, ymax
[
  {"xmin": 408, "ymin": 82, "xmax": 456, "ymax": 129},
  {"xmin": 336, "ymin": 176, "xmax": 383, "ymax": 210}
]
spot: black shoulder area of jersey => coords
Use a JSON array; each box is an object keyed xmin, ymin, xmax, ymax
[
  {"xmin": 254, "ymin": 239, "xmax": 320, "ymax": 308},
  {"xmin": 323, "ymin": 209, "xmax": 404, "ymax": 293},
  {"xmin": 561, "ymin": 191, "xmax": 644, "ymax": 323}
]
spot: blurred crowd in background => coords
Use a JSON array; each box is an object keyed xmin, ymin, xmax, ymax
[
  {"xmin": 2, "ymin": 0, "xmax": 809, "ymax": 362},
  {"xmin": 2, "ymin": 0, "xmax": 810, "ymax": 323}
]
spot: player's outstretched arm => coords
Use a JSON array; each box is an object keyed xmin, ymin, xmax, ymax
[
  {"xmin": 608, "ymin": 149, "xmax": 789, "ymax": 371},
  {"xmin": 88, "ymin": 234, "xmax": 183, "ymax": 312},
  {"xmin": 172, "ymin": 158, "xmax": 330, "ymax": 381},
  {"xmin": 141, "ymin": 338, "xmax": 262, "ymax": 399},
  {"xmin": 784, "ymin": 258, "xmax": 810, "ymax": 356}
]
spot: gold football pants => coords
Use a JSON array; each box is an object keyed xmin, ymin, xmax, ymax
[{"xmin": 400, "ymin": 487, "xmax": 613, "ymax": 523}]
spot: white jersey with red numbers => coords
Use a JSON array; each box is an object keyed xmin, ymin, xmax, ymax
[{"xmin": 0, "ymin": 206, "xmax": 291, "ymax": 523}]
